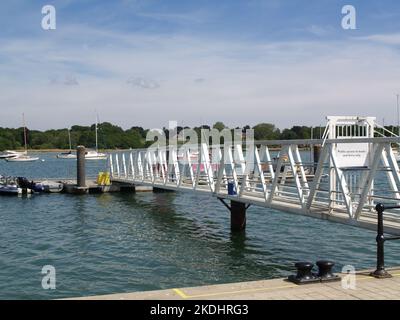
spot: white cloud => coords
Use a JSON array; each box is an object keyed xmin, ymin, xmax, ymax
[
  {"xmin": 357, "ymin": 33, "xmax": 400, "ymax": 45},
  {"xmin": 306, "ymin": 25, "xmax": 333, "ymax": 37},
  {"xmin": 126, "ymin": 76, "xmax": 160, "ymax": 89},
  {"xmin": 1, "ymin": 26, "xmax": 400, "ymax": 130},
  {"xmin": 137, "ymin": 11, "xmax": 209, "ymax": 24}
]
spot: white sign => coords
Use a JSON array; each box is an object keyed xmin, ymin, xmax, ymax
[{"xmin": 335, "ymin": 142, "xmax": 369, "ymax": 168}]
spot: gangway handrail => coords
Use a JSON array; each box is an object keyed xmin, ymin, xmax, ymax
[
  {"xmin": 374, "ymin": 123, "xmax": 400, "ymax": 138},
  {"xmin": 111, "ymin": 137, "xmax": 400, "ymax": 154},
  {"xmin": 374, "ymin": 123, "xmax": 400, "ymax": 149}
]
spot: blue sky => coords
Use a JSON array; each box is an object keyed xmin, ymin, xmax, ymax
[{"xmin": 1, "ymin": 0, "xmax": 400, "ymax": 129}]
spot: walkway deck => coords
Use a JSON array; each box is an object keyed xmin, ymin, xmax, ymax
[{"xmin": 70, "ymin": 267, "xmax": 400, "ymax": 300}]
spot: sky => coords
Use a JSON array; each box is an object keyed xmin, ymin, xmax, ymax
[{"xmin": 1, "ymin": 0, "xmax": 400, "ymax": 130}]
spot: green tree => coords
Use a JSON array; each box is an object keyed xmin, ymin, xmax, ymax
[
  {"xmin": 281, "ymin": 128, "xmax": 298, "ymax": 140},
  {"xmin": 252, "ymin": 123, "xmax": 280, "ymax": 140},
  {"xmin": 212, "ymin": 121, "xmax": 226, "ymax": 131}
]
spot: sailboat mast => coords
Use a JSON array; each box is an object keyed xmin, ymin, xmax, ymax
[
  {"xmin": 95, "ymin": 114, "xmax": 98, "ymax": 152},
  {"xmin": 397, "ymin": 93, "xmax": 399, "ymax": 136},
  {"xmin": 68, "ymin": 129, "xmax": 72, "ymax": 152},
  {"xmin": 22, "ymin": 113, "xmax": 27, "ymax": 153}
]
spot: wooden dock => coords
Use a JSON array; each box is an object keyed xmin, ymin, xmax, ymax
[{"xmin": 68, "ymin": 267, "xmax": 400, "ymax": 300}]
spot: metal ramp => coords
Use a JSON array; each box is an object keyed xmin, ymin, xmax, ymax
[{"xmin": 109, "ymin": 116, "xmax": 400, "ymax": 235}]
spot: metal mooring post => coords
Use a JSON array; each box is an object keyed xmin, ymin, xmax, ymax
[
  {"xmin": 371, "ymin": 203, "xmax": 400, "ymax": 278},
  {"xmin": 371, "ymin": 204, "xmax": 390, "ymax": 278},
  {"xmin": 313, "ymin": 145, "xmax": 322, "ymax": 174},
  {"xmin": 77, "ymin": 146, "xmax": 86, "ymax": 188},
  {"xmin": 230, "ymin": 200, "xmax": 247, "ymax": 231},
  {"xmin": 218, "ymin": 198, "xmax": 248, "ymax": 232}
]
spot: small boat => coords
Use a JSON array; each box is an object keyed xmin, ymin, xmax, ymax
[
  {"xmin": 0, "ymin": 176, "xmax": 22, "ymax": 195},
  {"xmin": 16, "ymin": 177, "xmax": 63, "ymax": 193},
  {"xmin": 57, "ymin": 129, "xmax": 77, "ymax": 159},
  {"xmin": 57, "ymin": 115, "xmax": 107, "ymax": 160},
  {"xmin": 35, "ymin": 181, "xmax": 64, "ymax": 193},
  {"xmin": 6, "ymin": 114, "xmax": 39, "ymax": 162},
  {"xmin": 85, "ymin": 150, "xmax": 107, "ymax": 160},
  {"xmin": 57, "ymin": 151, "xmax": 77, "ymax": 159},
  {"xmin": 57, "ymin": 150, "xmax": 107, "ymax": 160},
  {"xmin": 0, "ymin": 150, "xmax": 26, "ymax": 159},
  {"xmin": 86, "ymin": 113, "xmax": 107, "ymax": 160},
  {"xmin": 0, "ymin": 184, "xmax": 21, "ymax": 195},
  {"xmin": 6, "ymin": 155, "xmax": 40, "ymax": 162}
]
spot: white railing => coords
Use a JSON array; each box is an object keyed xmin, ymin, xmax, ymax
[{"xmin": 108, "ymin": 137, "xmax": 400, "ymax": 233}]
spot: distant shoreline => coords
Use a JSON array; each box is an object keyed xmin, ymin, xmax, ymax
[{"xmin": 3, "ymin": 147, "xmax": 311, "ymax": 152}]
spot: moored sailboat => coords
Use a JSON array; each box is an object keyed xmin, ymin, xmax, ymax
[
  {"xmin": 84, "ymin": 113, "xmax": 107, "ymax": 160},
  {"xmin": 6, "ymin": 114, "xmax": 39, "ymax": 162},
  {"xmin": 57, "ymin": 129, "xmax": 76, "ymax": 159},
  {"xmin": 0, "ymin": 150, "xmax": 26, "ymax": 159},
  {"xmin": 57, "ymin": 115, "xmax": 107, "ymax": 160}
]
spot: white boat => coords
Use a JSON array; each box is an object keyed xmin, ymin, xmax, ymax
[
  {"xmin": 57, "ymin": 150, "xmax": 106, "ymax": 160},
  {"xmin": 5, "ymin": 114, "xmax": 39, "ymax": 162},
  {"xmin": 57, "ymin": 152, "xmax": 77, "ymax": 159},
  {"xmin": 57, "ymin": 129, "xmax": 77, "ymax": 159},
  {"xmin": 0, "ymin": 150, "xmax": 26, "ymax": 159},
  {"xmin": 85, "ymin": 150, "xmax": 107, "ymax": 160},
  {"xmin": 85, "ymin": 113, "xmax": 107, "ymax": 160},
  {"xmin": 6, "ymin": 155, "xmax": 40, "ymax": 162},
  {"xmin": 57, "ymin": 115, "xmax": 107, "ymax": 160}
]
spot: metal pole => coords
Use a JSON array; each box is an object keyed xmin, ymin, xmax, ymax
[
  {"xmin": 68, "ymin": 129, "xmax": 72, "ymax": 152},
  {"xmin": 23, "ymin": 113, "xmax": 27, "ymax": 153},
  {"xmin": 77, "ymin": 146, "xmax": 86, "ymax": 188},
  {"xmin": 397, "ymin": 94, "xmax": 399, "ymax": 136},
  {"xmin": 230, "ymin": 200, "xmax": 246, "ymax": 231},
  {"xmin": 313, "ymin": 145, "xmax": 322, "ymax": 174},
  {"xmin": 371, "ymin": 203, "xmax": 392, "ymax": 278},
  {"xmin": 310, "ymin": 127, "xmax": 313, "ymax": 173},
  {"xmin": 95, "ymin": 115, "xmax": 99, "ymax": 152}
]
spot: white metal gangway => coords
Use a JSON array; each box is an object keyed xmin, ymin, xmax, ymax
[{"xmin": 109, "ymin": 135, "xmax": 400, "ymax": 235}]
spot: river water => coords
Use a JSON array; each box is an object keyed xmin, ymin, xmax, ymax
[{"xmin": 0, "ymin": 152, "xmax": 399, "ymax": 299}]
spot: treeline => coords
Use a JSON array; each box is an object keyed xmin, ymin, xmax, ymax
[
  {"xmin": 0, "ymin": 122, "xmax": 398, "ymax": 151},
  {"xmin": 0, "ymin": 123, "xmax": 146, "ymax": 151}
]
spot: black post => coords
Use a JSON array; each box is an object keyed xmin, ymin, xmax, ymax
[
  {"xmin": 77, "ymin": 146, "xmax": 86, "ymax": 188},
  {"xmin": 371, "ymin": 203, "xmax": 392, "ymax": 278},
  {"xmin": 313, "ymin": 145, "xmax": 322, "ymax": 174},
  {"xmin": 230, "ymin": 200, "xmax": 246, "ymax": 231}
]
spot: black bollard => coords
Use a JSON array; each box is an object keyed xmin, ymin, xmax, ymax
[
  {"xmin": 288, "ymin": 262, "xmax": 318, "ymax": 284},
  {"xmin": 316, "ymin": 260, "xmax": 339, "ymax": 282}
]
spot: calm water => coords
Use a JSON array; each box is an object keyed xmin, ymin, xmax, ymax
[{"xmin": 0, "ymin": 152, "xmax": 399, "ymax": 299}]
